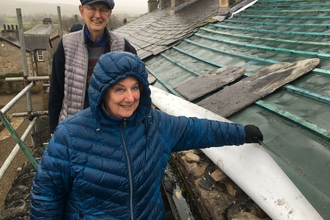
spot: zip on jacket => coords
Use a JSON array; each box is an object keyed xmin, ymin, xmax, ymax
[{"xmin": 121, "ymin": 120, "xmax": 134, "ymax": 220}]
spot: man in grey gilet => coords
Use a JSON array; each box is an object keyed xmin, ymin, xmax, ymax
[{"xmin": 48, "ymin": 0, "xmax": 137, "ymax": 135}]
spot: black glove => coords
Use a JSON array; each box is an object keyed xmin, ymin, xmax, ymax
[{"xmin": 244, "ymin": 125, "xmax": 263, "ymax": 143}]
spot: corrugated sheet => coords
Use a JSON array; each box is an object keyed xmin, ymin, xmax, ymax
[{"xmin": 116, "ymin": 0, "xmax": 330, "ymax": 218}]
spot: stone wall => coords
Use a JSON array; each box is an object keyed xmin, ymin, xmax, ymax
[
  {"xmin": 0, "ymin": 39, "xmax": 55, "ymax": 77},
  {"xmin": 148, "ymin": 0, "xmax": 159, "ymax": 12},
  {"xmin": 0, "ymin": 117, "xmax": 50, "ymax": 220},
  {"xmin": 219, "ymin": 0, "xmax": 245, "ymax": 8},
  {"xmin": 159, "ymin": 0, "xmax": 170, "ymax": 9},
  {"xmin": 158, "ymin": 0, "xmax": 245, "ymax": 13},
  {"xmin": 34, "ymin": 51, "xmax": 50, "ymax": 76},
  {"xmin": 157, "ymin": 0, "xmax": 203, "ymax": 12},
  {"xmin": 0, "ymin": 41, "xmax": 33, "ymax": 76},
  {"xmin": 172, "ymin": 0, "xmax": 190, "ymax": 7},
  {"xmin": 50, "ymin": 36, "xmax": 60, "ymax": 60}
]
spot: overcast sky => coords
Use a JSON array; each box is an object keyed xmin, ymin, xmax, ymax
[{"xmin": 17, "ymin": 0, "xmax": 149, "ymax": 13}]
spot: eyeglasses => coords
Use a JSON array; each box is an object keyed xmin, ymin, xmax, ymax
[{"xmin": 84, "ymin": 5, "xmax": 111, "ymax": 16}]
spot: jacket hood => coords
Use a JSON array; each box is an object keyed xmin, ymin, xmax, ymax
[{"xmin": 88, "ymin": 52, "xmax": 151, "ymax": 125}]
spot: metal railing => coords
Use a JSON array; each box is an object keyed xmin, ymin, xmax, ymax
[
  {"xmin": 0, "ymin": 77, "xmax": 48, "ymax": 180},
  {"xmin": 0, "ymin": 5, "xmax": 65, "ymax": 182}
]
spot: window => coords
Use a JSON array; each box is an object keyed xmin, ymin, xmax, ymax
[{"xmin": 37, "ymin": 51, "xmax": 44, "ymax": 61}]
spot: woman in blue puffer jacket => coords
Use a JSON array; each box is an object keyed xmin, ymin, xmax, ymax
[{"xmin": 30, "ymin": 51, "xmax": 263, "ymax": 219}]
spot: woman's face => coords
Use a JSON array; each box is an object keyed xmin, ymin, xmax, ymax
[
  {"xmin": 103, "ymin": 76, "xmax": 141, "ymax": 118},
  {"xmin": 79, "ymin": 2, "xmax": 111, "ymax": 39}
]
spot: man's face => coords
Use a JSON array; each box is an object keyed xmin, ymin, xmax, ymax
[{"xmin": 79, "ymin": 2, "xmax": 112, "ymax": 36}]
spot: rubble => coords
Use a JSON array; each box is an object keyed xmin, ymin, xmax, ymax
[{"xmin": 169, "ymin": 149, "xmax": 270, "ymax": 220}]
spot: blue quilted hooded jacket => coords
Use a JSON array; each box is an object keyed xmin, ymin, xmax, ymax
[{"xmin": 30, "ymin": 52, "xmax": 246, "ymax": 220}]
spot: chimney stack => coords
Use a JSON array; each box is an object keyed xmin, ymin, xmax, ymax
[
  {"xmin": 148, "ymin": 0, "xmax": 158, "ymax": 12},
  {"xmin": 2, "ymin": 23, "xmax": 19, "ymax": 40},
  {"xmin": 42, "ymin": 18, "xmax": 52, "ymax": 24}
]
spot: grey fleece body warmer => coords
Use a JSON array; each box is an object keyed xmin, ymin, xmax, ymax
[{"xmin": 59, "ymin": 29, "xmax": 125, "ymax": 123}]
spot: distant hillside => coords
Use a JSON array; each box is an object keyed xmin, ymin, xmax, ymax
[{"xmin": 0, "ymin": 0, "xmax": 145, "ymax": 17}]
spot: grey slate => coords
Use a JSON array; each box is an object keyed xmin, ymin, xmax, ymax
[
  {"xmin": 174, "ymin": 66, "xmax": 245, "ymax": 101},
  {"xmin": 114, "ymin": 0, "xmax": 221, "ymax": 59},
  {"xmin": 197, "ymin": 58, "xmax": 320, "ymax": 117}
]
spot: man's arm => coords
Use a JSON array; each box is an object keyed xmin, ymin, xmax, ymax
[
  {"xmin": 124, "ymin": 39, "xmax": 137, "ymax": 55},
  {"xmin": 48, "ymin": 40, "xmax": 65, "ymax": 134}
]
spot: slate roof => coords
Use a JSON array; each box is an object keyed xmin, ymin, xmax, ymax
[
  {"xmin": 114, "ymin": 0, "xmax": 330, "ymax": 218},
  {"xmin": 24, "ymin": 35, "xmax": 50, "ymax": 50},
  {"xmin": 24, "ymin": 23, "xmax": 59, "ymax": 36},
  {"xmin": 0, "ymin": 35, "xmax": 50, "ymax": 51},
  {"xmin": 115, "ymin": 0, "xmax": 222, "ymax": 59},
  {"xmin": 0, "ymin": 22, "xmax": 58, "ymax": 51},
  {"xmin": 23, "ymin": 23, "xmax": 59, "ymax": 50},
  {"xmin": 0, "ymin": 36, "xmax": 22, "ymax": 48}
]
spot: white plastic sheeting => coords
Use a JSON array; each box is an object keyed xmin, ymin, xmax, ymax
[{"xmin": 150, "ymin": 85, "xmax": 322, "ymax": 220}]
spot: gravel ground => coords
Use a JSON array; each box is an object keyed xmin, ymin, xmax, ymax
[{"xmin": 0, "ymin": 92, "xmax": 48, "ymax": 211}]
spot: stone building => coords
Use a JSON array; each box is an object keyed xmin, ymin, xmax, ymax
[{"xmin": 0, "ymin": 18, "xmax": 66, "ymax": 77}]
